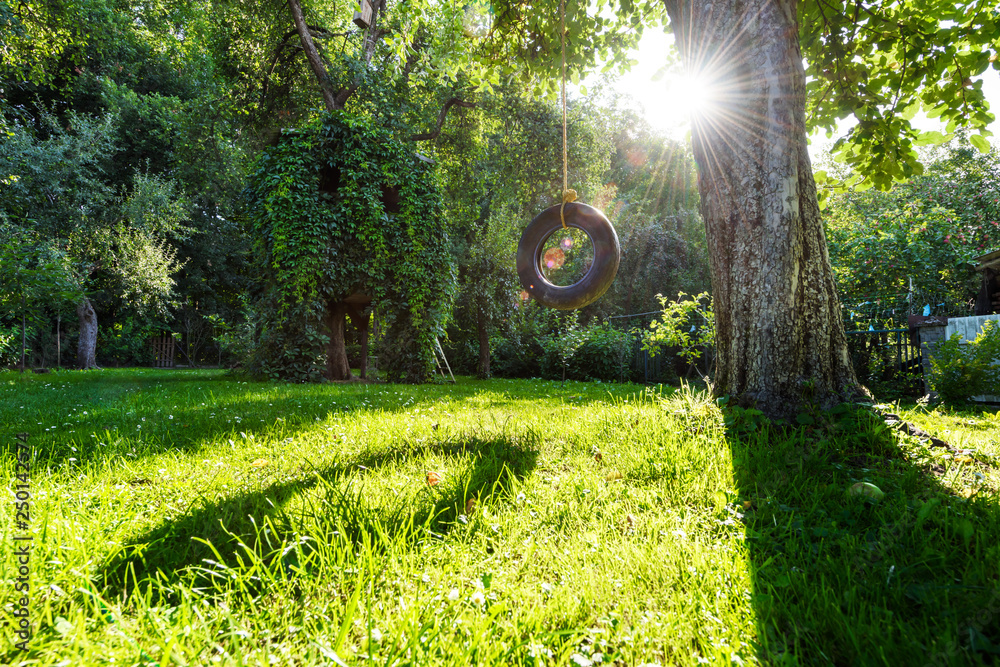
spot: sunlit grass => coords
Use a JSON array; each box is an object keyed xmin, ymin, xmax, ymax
[
  {"xmin": 1, "ymin": 370, "xmax": 756, "ymax": 666},
  {"xmin": 1, "ymin": 369, "xmax": 999, "ymax": 665}
]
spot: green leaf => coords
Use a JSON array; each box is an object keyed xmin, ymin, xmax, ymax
[
  {"xmin": 958, "ymin": 518, "xmax": 974, "ymax": 541},
  {"xmin": 970, "ymin": 133, "xmax": 991, "ymax": 153},
  {"xmin": 913, "ymin": 130, "xmax": 947, "ymax": 147}
]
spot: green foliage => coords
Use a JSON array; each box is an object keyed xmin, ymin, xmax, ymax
[
  {"xmin": 384, "ymin": 0, "xmax": 663, "ymax": 101},
  {"xmin": 0, "ymin": 108, "xmax": 187, "ymax": 318},
  {"xmin": 825, "ymin": 144, "xmax": 1000, "ymax": 309},
  {"xmin": 480, "ymin": 306, "xmax": 633, "ymax": 382},
  {"xmin": 555, "ymin": 320, "xmax": 633, "ymax": 382},
  {"xmin": 0, "ymin": 324, "xmax": 18, "ymax": 366},
  {"xmin": 96, "ymin": 317, "xmax": 160, "ymax": 366},
  {"xmin": 642, "ymin": 292, "xmax": 714, "ymax": 367},
  {"xmin": 0, "ymin": 110, "xmax": 117, "ymax": 239},
  {"xmin": 245, "ymin": 112, "xmax": 455, "ymax": 383},
  {"xmin": 0, "ymin": 228, "xmax": 80, "ymax": 321},
  {"xmin": 584, "ymin": 107, "xmax": 709, "ymax": 320},
  {"xmin": 800, "ymin": 1, "xmax": 999, "ymax": 194},
  {"xmin": 206, "ymin": 298, "xmax": 259, "ymax": 368},
  {"xmin": 927, "ymin": 321, "xmax": 1000, "ymax": 404},
  {"xmin": 0, "ymin": 227, "xmax": 80, "ymax": 368}
]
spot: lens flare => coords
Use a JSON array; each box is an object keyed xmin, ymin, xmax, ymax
[{"xmin": 544, "ymin": 247, "xmax": 565, "ymax": 270}]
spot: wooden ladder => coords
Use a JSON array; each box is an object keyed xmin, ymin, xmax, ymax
[{"xmin": 432, "ymin": 338, "xmax": 455, "ymax": 383}]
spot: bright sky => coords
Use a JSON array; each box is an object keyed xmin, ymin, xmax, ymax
[{"xmin": 608, "ymin": 29, "xmax": 1000, "ymax": 155}]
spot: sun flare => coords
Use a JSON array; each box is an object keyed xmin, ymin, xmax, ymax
[
  {"xmin": 599, "ymin": 31, "xmax": 725, "ymax": 136},
  {"xmin": 669, "ymin": 74, "xmax": 713, "ymax": 117}
]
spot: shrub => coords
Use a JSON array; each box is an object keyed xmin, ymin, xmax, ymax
[
  {"xmin": 490, "ymin": 311, "xmax": 633, "ymax": 382},
  {"xmin": 642, "ymin": 292, "xmax": 715, "ymax": 373},
  {"xmin": 97, "ymin": 317, "xmax": 159, "ymax": 367},
  {"xmin": 552, "ymin": 321, "xmax": 633, "ymax": 382},
  {"xmin": 927, "ymin": 321, "xmax": 1000, "ymax": 403}
]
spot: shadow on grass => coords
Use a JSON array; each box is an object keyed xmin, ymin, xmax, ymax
[
  {"xmin": 727, "ymin": 406, "xmax": 1000, "ymax": 666},
  {"xmin": 98, "ymin": 430, "xmax": 539, "ymax": 601}
]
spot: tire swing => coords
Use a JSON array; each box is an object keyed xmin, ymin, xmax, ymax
[{"xmin": 516, "ymin": 0, "xmax": 620, "ymax": 311}]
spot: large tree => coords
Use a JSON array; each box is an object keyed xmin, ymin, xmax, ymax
[
  {"xmin": 2, "ymin": 0, "xmax": 254, "ymax": 369},
  {"xmin": 474, "ymin": 0, "xmax": 998, "ymax": 417},
  {"xmin": 660, "ymin": 0, "xmax": 862, "ymax": 416},
  {"xmin": 657, "ymin": 1, "xmax": 998, "ymax": 416}
]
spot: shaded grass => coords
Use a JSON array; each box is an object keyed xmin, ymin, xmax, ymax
[
  {"xmin": 0, "ymin": 369, "xmax": 998, "ymax": 665},
  {"xmin": 730, "ymin": 401, "xmax": 1000, "ymax": 665}
]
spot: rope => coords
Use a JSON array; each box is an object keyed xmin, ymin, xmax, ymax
[{"xmin": 559, "ymin": 0, "xmax": 576, "ymax": 230}]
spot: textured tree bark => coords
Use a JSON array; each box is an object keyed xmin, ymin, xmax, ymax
[
  {"xmin": 477, "ymin": 304, "xmax": 490, "ymax": 378},
  {"xmin": 662, "ymin": 0, "xmax": 864, "ymax": 418},
  {"xmin": 324, "ymin": 301, "xmax": 352, "ymax": 381},
  {"xmin": 77, "ymin": 297, "xmax": 99, "ymax": 369}
]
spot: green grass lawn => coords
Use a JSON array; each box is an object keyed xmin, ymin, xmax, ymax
[{"xmin": 2, "ymin": 369, "xmax": 1000, "ymax": 666}]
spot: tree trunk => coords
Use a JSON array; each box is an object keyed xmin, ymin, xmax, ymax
[
  {"xmin": 662, "ymin": 0, "xmax": 863, "ymax": 419},
  {"xmin": 346, "ymin": 305, "xmax": 371, "ymax": 379},
  {"xmin": 20, "ymin": 296, "xmax": 26, "ymax": 373},
  {"xmin": 77, "ymin": 297, "xmax": 99, "ymax": 369},
  {"xmin": 324, "ymin": 301, "xmax": 352, "ymax": 381},
  {"xmin": 476, "ymin": 303, "xmax": 490, "ymax": 378}
]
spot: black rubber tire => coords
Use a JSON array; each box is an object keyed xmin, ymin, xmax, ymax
[{"xmin": 516, "ymin": 202, "xmax": 620, "ymax": 310}]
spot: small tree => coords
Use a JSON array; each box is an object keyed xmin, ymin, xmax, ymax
[{"xmin": 0, "ymin": 231, "xmax": 80, "ymax": 371}]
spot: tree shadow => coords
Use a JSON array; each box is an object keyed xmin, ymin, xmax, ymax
[
  {"xmin": 727, "ymin": 406, "xmax": 1000, "ymax": 665},
  {"xmin": 98, "ymin": 430, "xmax": 539, "ymax": 601}
]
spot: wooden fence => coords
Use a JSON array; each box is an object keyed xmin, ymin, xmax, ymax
[
  {"xmin": 845, "ymin": 328, "xmax": 922, "ymax": 395},
  {"xmin": 149, "ymin": 335, "xmax": 175, "ymax": 368}
]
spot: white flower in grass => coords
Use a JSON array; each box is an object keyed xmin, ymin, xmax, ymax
[
  {"xmin": 470, "ymin": 590, "xmax": 485, "ymax": 606},
  {"xmin": 447, "ymin": 588, "xmax": 460, "ymax": 601},
  {"xmin": 571, "ymin": 654, "xmax": 593, "ymax": 667},
  {"xmin": 369, "ymin": 628, "xmax": 383, "ymax": 644},
  {"xmin": 527, "ymin": 645, "xmax": 553, "ymax": 659}
]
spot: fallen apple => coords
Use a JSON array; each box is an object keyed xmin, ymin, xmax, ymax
[{"xmin": 848, "ymin": 482, "xmax": 885, "ymax": 501}]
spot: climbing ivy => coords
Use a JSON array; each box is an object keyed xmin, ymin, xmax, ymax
[{"xmin": 245, "ymin": 112, "xmax": 455, "ymax": 383}]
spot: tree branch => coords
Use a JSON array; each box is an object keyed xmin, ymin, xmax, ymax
[
  {"xmin": 409, "ymin": 98, "xmax": 476, "ymax": 141},
  {"xmin": 287, "ymin": 0, "xmax": 340, "ymax": 112}
]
